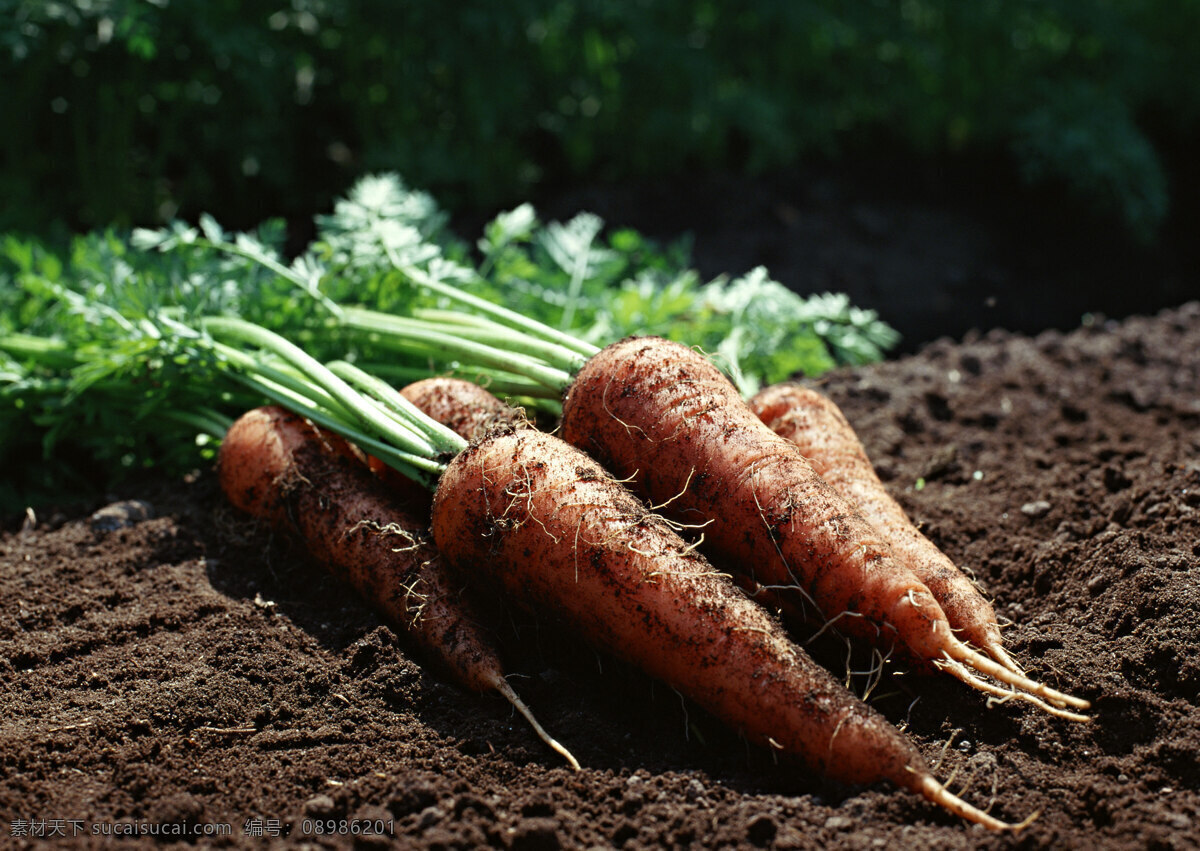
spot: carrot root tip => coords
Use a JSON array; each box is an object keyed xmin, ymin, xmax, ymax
[
  {"xmin": 914, "ymin": 772, "xmax": 1024, "ymax": 832},
  {"xmin": 937, "ymin": 655, "xmax": 1092, "ymax": 722},
  {"xmin": 495, "ymin": 679, "xmax": 581, "ymax": 771},
  {"xmin": 950, "ymin": 643, "xmax": 1090, "ymax": 712},
  {"xmin": 981, "ymin": 639, "xmax": 1027, "ymax": 678}
]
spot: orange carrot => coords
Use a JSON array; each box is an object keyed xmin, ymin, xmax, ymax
[
  {"xmin": 218, "ymin": 405, "xmax": 579, "ymax": 768},
  {"xmin": 390, "ymin": 380, "xmax": 1019, "ymax": 825},
  {"xmin": 328, "ymin": 278, "xmax": 1084, "ymax": 716},
  {"xmin": 749, "ymin": 383, "xmax": 1024, "ymax": 676},
  {"xmin": 559, "ymin": 337, "xmax": 1088, "ymax": 720},
  {"xmin": 429, "ymin": 424, "xmax": 1023, "ymax": 830},
  {"xmin": 399, "ymin": 376, "xmax": 522, "ymax": 439}
]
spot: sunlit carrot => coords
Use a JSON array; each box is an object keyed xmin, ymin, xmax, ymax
[
  {"xmin": 330, "ymin": 304, "xmax": 1089, "ymax": 719},
  {"xmin": 431, "ymin": 425, "xmax": 1024, "ymax": 830},
  {"xmin": 556, "ymin": 337, "xmax": 1089, "ymax": 720}
]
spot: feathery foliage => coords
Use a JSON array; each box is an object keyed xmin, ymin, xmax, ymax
[{"xmin": 1, "ymin": 174, "xmax": 896, "ymax": 514}]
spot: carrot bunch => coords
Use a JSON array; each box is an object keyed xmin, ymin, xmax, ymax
[
  {"xmin": 563, "ymin": 337, "xmax": 1089, "ymax": 721},
  {"xmin": 201, "ymin": 318, "xmax": 1028, "ymax": 830},
  {"xmin": 6, "ymin": 190, "xmax": 1090, "ymax": 831}
]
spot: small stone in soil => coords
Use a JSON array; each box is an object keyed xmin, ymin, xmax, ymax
[
  {"xmin": 304, "ymin": 794, "xmax": 337, "ymax": 818},
  {"xmin": 1021, "ymin": 500, "xmax": 1052, "ymax": 518},
  {"xmin": 89, "ymin": 499, "xmax": 154, "ymax": 532}
]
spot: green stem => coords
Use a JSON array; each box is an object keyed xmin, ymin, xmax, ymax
[
  {"xmin": 359, "ymin": 361, "xmax": 560, "ymax": 404},
  {"xmin": 340, "ymin": 310, "xmax": 575, "ymax": 393},
  {"xmin": 0, "ymin": 333, "xmax": 78, "ymax": 368},
  {"xmin": 327, "ymin": 360, "xmax": 466, "ymax": 454},
  {"xmin": 347, "ymin": 308, "xmax": 587, "ymax": 374},
  {"xmin": 409, "ymin": 309, "xmax": 497, "ymax": 328},
  {"xmin": 165, "ymin": 409, "xmax": 233, "ymax": 440},
  {"xmin": 388, "ymin": 260, "xmax": 598, "ymax": 358},
  {"xmin": 200, "ymin": 316, "xmax": 454, "ymax": 459},
  {"xmin": 226, "ymin": 369, "xmax": 445, "ymax": 489},
  {"xmin": 179, "ymin": 222, "xmax": 598, "ymax": 370},
  {"xmin": 212, "ymin": 341, "xmax": 357, "ymax": 424}
]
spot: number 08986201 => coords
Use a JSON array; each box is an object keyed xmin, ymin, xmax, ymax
[{"xmin": 300, "ymin": 819, "xmax": 394, "ymax": 836}]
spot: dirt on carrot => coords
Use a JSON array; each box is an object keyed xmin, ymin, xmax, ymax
[
  {"xmin": 432, "ymin": 427, "xmax": 982, "ymax": 813},
  {"xmin": 394, "ymin": 382, "xmax": 997, "ymax": 822},
  {"xmin": 2, "ymin": 304, "xmax": 1198, "ymax": 848},
  {"xmin": 218, "ymin": 406, "xmax": 500, "ymax": 694},
  {"xmin": 399, "ymin": 377, "xmax": 524, "ymax": 441}
]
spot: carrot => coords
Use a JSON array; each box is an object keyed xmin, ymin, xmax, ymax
[
  {"xmin": 748, "ymin": 383, "xmax": 1024, "ymax": 676},
  {"xmin": 407, "ymin": 377, "xmax": 917, "ymax": 680},
  {"xmin": 399, "ymin": 376, "xmax": 522, "ymax": 439},
  {"xmin": 431, "ymin": 424, "xmax": 1023, "ymax": 829},
  {"xmin": 377, "ymin": 381, "xmax": 1023, "ymax": 826},
  {"xmin": 217, "ymin": 405, "xmax": 579, "ymax": 769},
  {"xmin": 558, "ymin": 337, "xmax": 1089, "ymax": 720},
  {"xmin": 410, "ymin": 380, "xmax": 1033, "ymax": 826}
]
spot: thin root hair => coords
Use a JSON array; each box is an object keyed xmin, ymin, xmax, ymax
[
  {"xmin": 600, "ymin": 374, "xmax": 650, "ymax": 443},
  {"xmin": 803, "ymin": 608, "xmax": 869, "ymax": 646},
  {"xmin": 932, "ymin": 729, "xmax": 961, "ymax": 774},
  {"xmin": 898, "ymin": 695, "xmax": 921, "ymax": 734},
  {"xmin": 748, "ymin": 466, "xmax": 800, "ymax": 585},
  {"xmin": 984, "ymin": 769, "xmax": 999, "ymax": 815},
  {"xmin": 672, "ymin": 686, "xmax": 691, "ymax": 742},
  {"xmin": 649, "ymin": 466, "xmax": 700, "ymax": 513},
  {"xmin": 758, "ymin": 582, "xmax": 822, "ymax": 620},
  {"xmin": 501, "ymin": 462, "xmax": 560, "ymax": 544},
  {"xmin": 955, "ymin": 758, "xmax": 984, "ymax": 798},
  {"xmin": 826, "ymin": 714, "xmax": 851, "ymax": 769},
  {"xmin": 936, "ymin": 653, "xmax": 1092, "ymax": 722},
  {"xmin": 657, "ymin": 513, "xmax": 715, "ymax": 534},
  {"xmin": 398, "ymin": 574, "xmax": 431, "ymax": 625},
  {"xmin": 859, "ymin": 646, "xmax": 892, "ymax": 702},
  {"xmin": 678, "ymin": 533, "xmax": 708, "ymax": 557},
  {"xmin": 344, "ymin": 519, "xmax": 423, "ymax": 552},
  {"xmin": 644, "ymin": 564, "xmax": 731, "ymax": 582}
]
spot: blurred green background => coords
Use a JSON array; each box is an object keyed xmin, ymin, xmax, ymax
[{"xmin": 5, "ymin": 0, "xmax": 1199, "ymax": 244}]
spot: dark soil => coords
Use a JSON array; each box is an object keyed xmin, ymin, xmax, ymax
[{"xmin": 3, "ymin": 168, "xmax": 1200, "ymax": 847}]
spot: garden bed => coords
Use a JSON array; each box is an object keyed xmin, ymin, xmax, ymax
[{"xmin": 2, "ymin": 301, "xmax": 1198, "ymax": 848}]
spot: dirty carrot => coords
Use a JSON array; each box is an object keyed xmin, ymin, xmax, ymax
[
  {"xmin": 399, "ymin": 376, "xmax": 523, "ymax": 441},
  {"xmin": 400, "ymin": 377, "xmax": 990, "ymax": 804},
  {"xmin": 748, "ymin": 383, "xmax": 1023, "ymax": 676},
  {"xmin": 217, "ymin": 404, "xmax": 579, "ymax": 769},
  {"xmin": 430, "ymin": 425, "xmax": 1025, "ymax": 830},
  {"xmin": 367, "ymin": 376, "xmax": 521, "ymax": 490}
]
